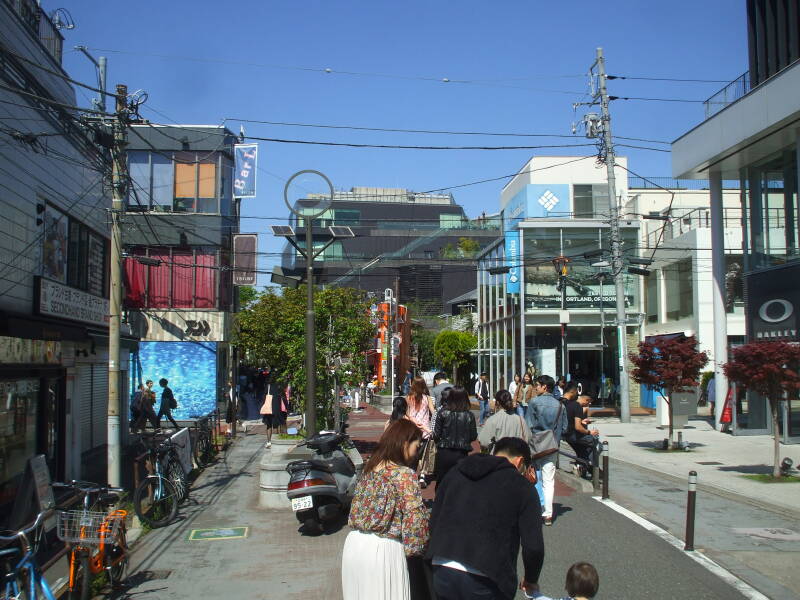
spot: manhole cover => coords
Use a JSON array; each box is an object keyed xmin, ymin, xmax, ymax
[
  {"xmin": 188, "ymin": 526, "xmax": 249, "ymax": 541},
  {"xmin": 696, "ymin": 461, "xmax": 723, "ymax": 465}
]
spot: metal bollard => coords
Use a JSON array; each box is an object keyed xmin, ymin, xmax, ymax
[
  {"xmin": 601, "ymin": 440, "xmax": 610, "ymax": 500},
  {"xmin": 685, "ymin": 470, "xmax": 697, "ymax": 551},
  {"xmin": 592, "ymin": 438, "xmax": 601, "ymax": 496}
]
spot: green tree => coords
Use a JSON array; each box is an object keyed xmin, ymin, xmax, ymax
[
  {"xmin": 412, "ymin": 326, "xmax": 438, "ymax": 371},
  {"xmin": 235, "ymin": 285, "xmax": 374, "ymax": 430},
  {"xmin": 434, "ymin": 329, "xmax": 477, "ymax": 385},
  {"xmin": 457, "ymin": 237, "xmax": 480, "ymax": 257},
  {"xmin": 238, "ymin": 286, "xmax": 259, "ymax": 310}
]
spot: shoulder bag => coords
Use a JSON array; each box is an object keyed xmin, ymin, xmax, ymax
[
  {"xmin": 260, "ymin": 392, "xmax": 273, "ymax": 415},
  {"xmin": 530, "ymin": 402, "xmax": 563, "ymax": 459}
]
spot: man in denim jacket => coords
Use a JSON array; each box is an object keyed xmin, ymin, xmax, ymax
[{"xmin": 526, "ymin": 375, "xmax": 568, "ymax": 526}]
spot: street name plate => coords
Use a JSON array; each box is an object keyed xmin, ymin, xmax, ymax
[{"xmin": 188, "ymin": 526, "xmax": 249, "ymax": 541}]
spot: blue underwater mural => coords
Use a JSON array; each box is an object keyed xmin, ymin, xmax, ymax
[{"xmin": 133, "ymin": 341, "xmax": 218, "ymax": 419}]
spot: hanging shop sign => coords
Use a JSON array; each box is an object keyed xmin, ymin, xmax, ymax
[
  {"xmin": 504, "ymin": 231, "xmax": 520, "ymax": 294},
  {"xmin": 233, "ymin": 143, "xmax": 258, "ymax": 198},
  {"xmin": 232, "ymin": 233, "xmax": 258, "ymax": 285},
  {"xmin": 35, "ymin": 277, "xmax": 109, "ymax": 328}
]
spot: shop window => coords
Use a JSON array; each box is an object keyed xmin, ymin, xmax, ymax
[
  {"xmin": 0, "ymin": 379, "xmax": 39, "ymax": 525},
  {"xmin": 573, "ymin": 184, "xmax": 609, "ymax": 218}
]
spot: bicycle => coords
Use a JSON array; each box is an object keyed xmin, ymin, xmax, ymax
[
  {"xmin": 133, "ymin": 438, "xmax": 183, "ymax": 528},
  {"xmin": 189, "ymin": 413, "xmax": 215, "ymax": 467},
  {"xmin": 0, "ymin": 510, "xmax": 55, "ymax": 600},
  {"xmin": 53, "ymin": 481, "xmax": 128, "ymax": 600}
]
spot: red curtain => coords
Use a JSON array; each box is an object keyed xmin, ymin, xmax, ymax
[
  {"xmin": 195, "ymin": 252, "xmax": 216, "ymax": 308},
  {"xmin": 172, "ymin": 252, "xmax": 193, "ymax": 308},
  {"xmin": 147, "ymin": 250, "xmax": 170, "ymax": 307},
  {"xmin": 123, "ymin": 257, "xmax": 146, "ymax": 308}
]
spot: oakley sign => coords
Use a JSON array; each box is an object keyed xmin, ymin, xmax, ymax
[{"xmin": 746, "ymin": 265, "xmax": 800, "ymax": 342}]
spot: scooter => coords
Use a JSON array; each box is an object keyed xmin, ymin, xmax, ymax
[{"xmin": 285, "ymin": 424, "xmax": 362, "ymax": 534}]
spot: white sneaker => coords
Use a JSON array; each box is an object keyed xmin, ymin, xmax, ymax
[{"xmin": 265, "ymin": 441, "xmax": 272, "ymax": 449}]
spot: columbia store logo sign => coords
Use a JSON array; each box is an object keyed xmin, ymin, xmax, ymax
[{"xmin": 537, "ymin": 189, "xmax": 560, "ymax": 211}]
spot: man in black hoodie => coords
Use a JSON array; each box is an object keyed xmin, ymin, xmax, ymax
[{"xmin": 426, "ymin": 437, "xmax": 544, "ymax": 599}]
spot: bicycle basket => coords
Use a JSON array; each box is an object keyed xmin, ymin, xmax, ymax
[{"xmin": 56, "ymin": 511, "xmax": 123, "ymax": 546}]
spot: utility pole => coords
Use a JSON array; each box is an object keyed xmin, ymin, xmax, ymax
[
  {"xmin": 595, "ymin": 47, "xmax": 631, "ymax": 423},
  {"xmin": 385, "ymin": 287, "xmax": 395, "ymax": 396},
  {"xmin": 305, "ymin": 217, "xmax": 317, "ymax": 436},
  {"xmin": 108, "ymin": 84, "xmax": 127, "ymax": 486}
]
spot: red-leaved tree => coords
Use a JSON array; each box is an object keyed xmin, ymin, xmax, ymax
[
  {"xmin": 630, "ymin": 335, "xmax": 709, "ymax": 448},
  {"xmin": 723, "ymin": 341, "xmax": 800, "ymax": 478}
]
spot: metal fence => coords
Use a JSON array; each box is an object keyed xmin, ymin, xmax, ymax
[{"xmin": 704, "ymin": 71, "xmax": 750, "ymax": 119}]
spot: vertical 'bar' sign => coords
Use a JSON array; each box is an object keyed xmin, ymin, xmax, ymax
[{"xmin": 233, "ymin": 143, "xmax": 258, "ymax": 198}]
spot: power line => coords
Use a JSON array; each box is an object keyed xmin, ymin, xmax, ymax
[
  {"xmin": 223, "ymin": 117, "xmax": 670, "ymax": 143},
  {"xmin": 608, "ymin": 75, "xmax": 731, "ymax": 83},
  {"xmin": 609, "ymin": 95, "xmax": 705, "ymax": 104},
  {"xmin": 0, "ymin": 46, "xmax": 110, "ymax": 97},
  {"xmin": 615, "ymin": 144, "xmax": 671, "ymax": 153},
  {"xmin": 0, "ymin": 82, "xmax": 114, "ymax": 116}
]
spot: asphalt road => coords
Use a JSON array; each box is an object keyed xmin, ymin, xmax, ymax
[{"xmin": 526, "ymin": 480, "xmax": 749, "ymax": 600}]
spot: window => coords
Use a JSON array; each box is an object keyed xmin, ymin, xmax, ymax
[
  {"xmin": 174, "ymin": 152, "xmax": 218, "ymax": 213},
  {"xmin": 572, "ymin": 184, "xmax": 609, "ymax": 218},
  {"xmin": 440, "ymin": 214, "xmax": 463, "ymax": 229},
  {"xmin": 128, "ymin": 151, "xmax": 220, "ymax": 213},
  {"xmin": 664, "ymin": 258, "xmax": 693, "ymax": 320},
  {"xmin": 646, "ymin": 271, "xmax": 658, "ymax": 323},
  {"xmin": 333, "ymin": 210, "xmax": 359, "ymax": 226},
  {"xmin": 61, "ymin": 218, "xmax": 107, "ymax": 297},
  {"xmin": 124, "ymin": 248, "xmax": 220, "ymax": 309}
]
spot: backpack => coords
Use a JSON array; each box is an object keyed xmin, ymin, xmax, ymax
[{"xmin": 169, "ymin": 394, "xmax": 177, "ymax": 410}]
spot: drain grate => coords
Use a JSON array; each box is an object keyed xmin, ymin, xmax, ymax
[
  {"xmin": 657, "ymin": 488, "xmax": 683, "ymax": 493},
  {"xmin": 696, "ymin": 461, "xmax": 723, "ymax": 465},
  {"xmin": 604, "ymin": 434, "xmax": 624, "ymax": 437}
]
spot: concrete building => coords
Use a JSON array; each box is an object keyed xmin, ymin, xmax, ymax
[
  {"xmin": 478, "ymin": 156, "xmax": 641, "ymax": 404},
  {"xmin": 0, "ymin": 0, "xmax": 121, "ymax": 519},
  {"xmin": 123, "ymin": 125, "xmax": 239, "ymax": 422},
  {"xmin": 282, "ymin": 187, "xmax": 499, "ymax": 318},
  {"xmin": 672, "ymin": 0, "xmax": 800, "ymax": 440}
]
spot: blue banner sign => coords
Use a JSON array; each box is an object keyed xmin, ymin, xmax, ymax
[
  {"xmin": 233, "ymin": 143, "xmax": 258, "ymax": 198},
  {"xmin": 505, "ymin": 230, "xmax": 521, "ymax": 294}
]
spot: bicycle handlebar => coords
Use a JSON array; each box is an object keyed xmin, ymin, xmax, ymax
[
  {"xmin": 52, "ymin": 480, "xmax": 125, "ymax": 495},
  {"xmin": 0, "ymin": 510, "xmax": 52, "ymax": 544}
]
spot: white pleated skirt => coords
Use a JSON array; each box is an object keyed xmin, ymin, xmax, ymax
[{"xmin": 341, "ymin": 530, "xmax": 410, "ymax": 600}]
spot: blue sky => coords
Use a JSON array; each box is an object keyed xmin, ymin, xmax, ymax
[{"xmin": 59, "ymin": 1, "xmax": 747, "ymax": 278}]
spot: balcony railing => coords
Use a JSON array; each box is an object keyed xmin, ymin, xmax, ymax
[
  {"xmin": 704, "ymin": 71, "xmax": 750, "ymax": 119},
  {"xmin": 5, "ymin": 0, "xmax": 64, "ymax": 64},
  {"xmin": 645, "ymin": 207, "xmax": 744, "ymax": 248}
]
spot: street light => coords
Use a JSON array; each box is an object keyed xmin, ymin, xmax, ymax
[
  {"xmin": 552, "ymin": 256, "xmax": 571, "ymax": 379},
  {"xmin": 274, "ymin": 170, "xmax": 352, "ymax": 437}
]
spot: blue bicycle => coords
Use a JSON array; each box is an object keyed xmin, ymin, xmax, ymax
[{"xmin": 0, "ymin": 510, "xmax": 56, "ymax": 600}]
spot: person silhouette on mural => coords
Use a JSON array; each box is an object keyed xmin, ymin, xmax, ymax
[{"xmin": 158, "ymin": 378, "xmax": 179, "ymax": 431}]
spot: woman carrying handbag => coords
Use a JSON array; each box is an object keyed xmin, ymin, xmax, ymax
[{"xmin": 260, "ymin": 377, "xmax": 286, "ymax": 449}]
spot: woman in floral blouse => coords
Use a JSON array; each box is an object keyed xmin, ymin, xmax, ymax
[{"xmin": 342, "ymin": 419, "xmax": 429, "ymax": 600}]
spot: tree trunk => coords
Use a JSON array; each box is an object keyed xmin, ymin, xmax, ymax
[{"xmin": 771, "ymin": 398, "xmax": 781, "ymax": 478}]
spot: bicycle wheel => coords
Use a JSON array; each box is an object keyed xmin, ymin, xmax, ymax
[
  {"xmin": 133, "ymin": 477, "xmax": 179, "ymax": 528},
  {"xmin": 68, "ymin": 554, "xmax": 90, "ymax": 600},
  {"xmin": 165, "ymin": 455, "xmax": 187, "ymax": 501},
  {"xmin": 106, "ymin": 524, "xmax": 128, "ymax": 588},
  {"xmin": 194, "ymin": 431, "xmax": 212, "ymax": 467}
]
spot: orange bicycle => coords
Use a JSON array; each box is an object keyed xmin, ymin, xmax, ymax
[{"xmin": 53, "ymin": 481, "xmax": 128, "ymax": 600}]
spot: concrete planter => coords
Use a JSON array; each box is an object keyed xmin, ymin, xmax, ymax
[{"xmin": 258, "ymin": 441, "xmax": 311, "ymax": 510}]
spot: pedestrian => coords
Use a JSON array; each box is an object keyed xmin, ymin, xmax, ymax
[
  {"xmin": 707, "ymin": 374, "xmax": 716, "ymax": 417},
  {"xmin": 342, "ymin": 419, "xmax": 429, "ymax": 600},
  {"xmin": 384, "ymin": 396, "xmax": 411, "ymax": 432},
  {"xmin": 426, "ymin": 436, "xmax": 544, "ymax": 600},
  {"xmin": 475, "ymin": 372, "xmax": 491, "ymax": 426},
  {"xmin": 406, "ymin": 377, "xmax": 435, "ymax": 438},
  {"xmin": 520, "ymin": 372, "xmax": 537, "ymax": 409},
  {"xmin": 478, "ymin": 389, "xmax": 528, "ymax": 449},
  {"xmin": 132, "ymin": 382, "xmax": 159, "ymax": 432},
  {"xmin": 509, "ymin": 373, "xmax": 522, "ymax": 416},
  {"xmin": 402, "ymin": 369, "xmax": 414, "ymax": 396},
  {"xmin": 430, "ymin": 372, "xmax": 453, "ymax": 411},
  {"xmin": 564, "ymin": 393, "xmax": 599, "ymax": 477},
  {"xmin": 432, "ymin": 386, "xmax": 477, "ymax": 484},
  {"xmin": 554, "ymin": 376, "xmax": 567, "ymax": 400},
  {"xmin": 260, "ymin": 377, "xmax": 287, "ymax": 448},
  {"xmin": 527, "ymin": 562, "xmax": 599, "ymax": 600},
  {"xmin": 526, "ymin": 375, "xmax": 568, "ymax": 526},
  {"xmin": 157, "ymin": 378, "xmax": 179, "ymax": 430},
  {"xmin": 130, "ymin": 384, "xmax": 144, "ymax": 432}
]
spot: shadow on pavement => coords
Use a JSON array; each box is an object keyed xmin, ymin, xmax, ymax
[{"xmin": 717, "ymin": 464, "xmax": 774, "ymax": 474}]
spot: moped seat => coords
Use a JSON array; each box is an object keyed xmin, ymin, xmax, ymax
[{"xmin": 288, "ymin": 459, "xmax": 335, "ymax": 473}]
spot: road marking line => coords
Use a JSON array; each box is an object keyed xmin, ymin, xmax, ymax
[{"xmin": 594, "ymin": 497, "xmax": 769, "ymax": 600}]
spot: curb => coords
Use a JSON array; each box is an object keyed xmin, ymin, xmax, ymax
[
  {"xmin": 609, "ymin": 456, "xmax": 800, "ymax": 521},
  {"xmin": 555, "ymin": 467, "xmax": 594, "ymax": 494}
]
